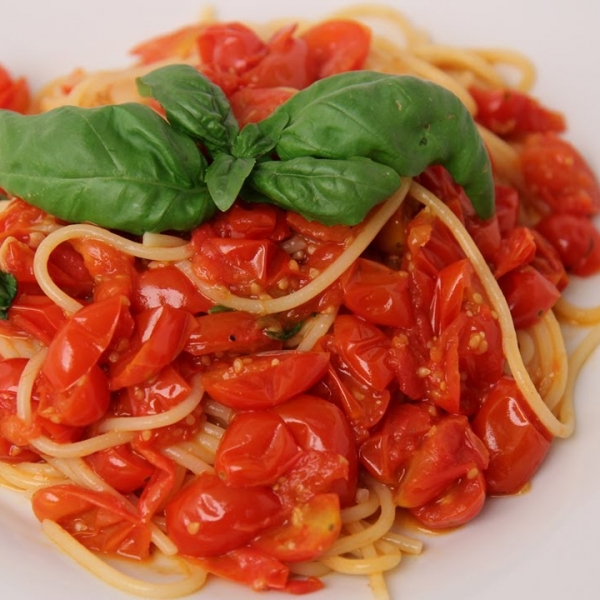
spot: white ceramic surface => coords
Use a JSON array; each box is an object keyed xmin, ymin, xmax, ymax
[{"xmin": 0, "ymin": 1, "xmax": 599, "ymax": 599}]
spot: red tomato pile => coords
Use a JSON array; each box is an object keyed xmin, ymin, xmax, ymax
[{"xmin": 1, "ymin": 16, "xmax": 600, "ymax": 595}]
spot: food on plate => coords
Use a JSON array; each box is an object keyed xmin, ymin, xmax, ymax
[{"xmin": 0, "ymin": 4, "xmax": 599, "ymax": 598}]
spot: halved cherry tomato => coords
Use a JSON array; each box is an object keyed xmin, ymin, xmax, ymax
[
  {"xmin": 229, "ymin": 86, "xmax": 296, "ymax": 126},
  {"xmin": 472, "ymin": 376, "xmax": 552, "ymax": 495},
  {"xmin": 431, "ymin": 259, "xmax": 471, "ymax": 335},
  {"xmin": 0, "ymin": 64, "xmax": 30, "ymax": 113},
  {"xmin": 252, "ymin": 493, "xmax": 341, "ymax": 562},
  {"xmin": 215, "ymin": 409, "xmax": 301, "ymax": 487},
  {"xmin": 211, "ymin": 201, "xmax": 290, "ymax": 241},
  {"xmin": 301, "ymin": 19, "xmax": 371, "ymax": 79},
  {"xmin": 341, "ymin": 258, "xmax": 413, "ymax": 328},
  {"xmin": 197, "ymin": 547, "xmax": 293, "ymax": 592},
  {"xmin": 165, "ymin": 472, "xmax": 283, "ymax": 558},
  {"xmin": 410, "ymin": 469, "xmax": 486, "ymax": 529},
  {"xmin": 41, "ymin": 295, "xmax": 125, "ymax": 391},
  {"xmin": 130, "ymin": 24, "xmax": 205, "ymax": 64},
  {"xmin": 359, "ymin": 401, "xmax": 436, "ymax": 485},
  {"xmin": 536, "ymin": 213, "xmax": 600, "ymax": 276},
  {"xmin": 131, "ymin": 264, "xmax": 213, "ymax": 314},
  {"xmin": 275, "ymin": 394, "xmax": 358, "ymax": 507},
  {"xmin": 8, "ymin": 295, "xmax": 67, "ymax": 347},
  {"xmin": 85, "ymin": 445, "xmax": 154, "ymax": 494},
  {"xmin": 520, "ymin": 132, "xmax": 600, "ymax": 215},
  {"xmin": 31, "ymin": 484, "xmax": 150, "ymax": 559},
  {"xmin": 202, "ymin": 350, "xmax": 329, "ymax": 409},
  {"xmin": 37, "ymin": 365, "xmax": 110, "ymax": 428},
  {"xmin": 109, "ymin": 305, "xmax": 195, "ymax": 390},
  {"xmin": 197, "ymin": 22, "xmax": 266, "ymax": 75},
  {"xmin": 184, "ymin": 310, "xmax": 281, "ymax": 356},
  {"xmin": 329, "ymin": 314, "xmax": 394, "ymax": 392},
  {"xmin": 395, "ymin": 415, "xmax": 489, "ymax": 509},
  {"xmin": 240, "ymin": 24, "xmax": 311, "ymax": 90},
  {"xmin": 470, "ymin": 86, "xmax": 565, "ymax": 136},
  {"xmin": 498, "ymin": 265, "xmax": 560, "ymax": 329}
]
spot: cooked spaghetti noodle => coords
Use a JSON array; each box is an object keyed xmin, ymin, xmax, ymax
[{"xmin": 0, "ymin": 4, "xmax": 599, "ymax": 600}]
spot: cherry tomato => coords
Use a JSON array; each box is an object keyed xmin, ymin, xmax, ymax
[
  {"xmin": 410, "ymin": 469, "xmax": 487, "ymax": 529},
  {"xmin": 184, "ymin": 310, "xmax": 281, "ymax": 357},
  {"xmin": 197, "ymin": 22, "xmax": 266, "ymax": 75},
  {"xmin": 130, "ymin": 24, "xmax": 205, "ymax": 64},
  {"xmin": 498, "ymin": 265, "xmax": 560, "ymax": 329},
  {"xmin": 520, "ymin": 132, "xmax": 600, "ymax": 215},
  {"xmin": 472, "ymin": 376, "xmax": 552, "ymax": 495},
  {"xmin": 431, "ymin": 259, "xmax": 471, "ymax": 335},
  {"xmin": 8, "ymin": 295, "xmax": 67, "ymax": 347},
  {"xmin": 109, "ymin": 305, "xmax": 195, "ymax": 390},
  {"xmin": 165, "ymin": 472, "xmax": 283, "ymax": 558},
  {"xmin": 31, "ymin": 484, "xmax": 151, "ymax": 559},
  {"xmin": 215, "ymin": 409, "xmax": 301, "ymax": 487},
  {"xmin": 201, "ymin": 350, "xmax": 329, "ymax": 409},
  {"xmin": 252, "ymin": 493, "xmax": 341, "ymax": 562},
  {"xmin": 275, "ymin": 394, "xmax": 358, "ymax": 506},
  {"xmin": 329, "ymin": 314, "xmax": 394, "ymax": 392},
  {"xmin": 359, "ymin": 401, "xmax": 435, "ymax": 485},
  {"xmin": 0, "ymin": 64, "xmax": 30, "ymax": 113},
  {"xmin": 536, "ymin": 213, "xmax": 600, "ymax": 276},
  {"xmin": 470, "ymin": 86, "xmax": 565, "ymax": 136},
  {"xmin": 41, "ymin": 295, "xmax": 125, "ymax": 391},
  {"xmin": 492, "ymin": 227, "xmax": 536, "ymax": 279},
  {"xmin": 301, "ymin": 19, "xmax": 371, "ymax": 79},
  {"xmin": 211, "ymin": 201, "xmax": 290, "ymax": 241},
  {"xmin": 241, "ymin": 24, "xmax": 312, "ymax": 90},
  {"xmin": 197, "ymin": 547, "xmax": 290, "ymax": 592},
  {"xmin": 395, "ymin": 415, "xmax": 489, "ymax": 509},
  {"xmin": 341, "ymin": 258, "xmax": 413, "ymax": 328},
  {"xmin": 85, "ymin": 445, "xmax": 154, "ymax": 494},
  {"xmin": 229, "ymin": 86, "xmax": 296, "ymax": 126},
  {"xmin": 131, "ymin": 264, "xmax": 213, "ymax": 314},
  {"xmin": 37, "ymin": 364, "xmax": 110, "ymax": 427}
]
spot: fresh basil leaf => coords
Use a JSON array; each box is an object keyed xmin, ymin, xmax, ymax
[
  {"xmin": 0, "ymin": 271, "xmax": 17, "ymax": 320},
  {"xmin": 246, "ymin": 71, "xmax": 494, "ymax": 219},
  {"xmin": 137, "ymin": 64, "xmax": 239, "ymax": 155},
  {"xmin": 205, "ymin": 154, "xmax": 256, "ymax": 212},
  {"xmin": 0, "ymin": 103, "xmax": 214, "ymax": 234},
  {"xmin": 247, "ymin": 156, "xmax": 401, "ymax": 225},
  {"xmin": 232, "ymin": 110, "xmax": 289, "ymax": 159},
  {"xmin": 208, "ymin": 305, "xmax": 235, "ymax": 314},
  {"xmin": 265, "ymin": 322, "xmax": 303, "ymax": 341}
]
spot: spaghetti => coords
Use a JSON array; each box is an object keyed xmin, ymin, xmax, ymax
[{"xmin": 0, "ymin": 4, "xmax": 599, "ymax": 600}]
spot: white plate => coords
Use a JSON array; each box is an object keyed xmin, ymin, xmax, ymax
[{"xmin": 1, "ymin": 1, "xmax": 600, "ymax": 599}]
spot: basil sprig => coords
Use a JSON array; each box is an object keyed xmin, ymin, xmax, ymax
[
  {"xmin": 0, "ymin": 271, "xmax": 17, "ymax": 319},
  {"xmin": 0, "ymin": 65, "xmax": 494, "ymax": 235}
]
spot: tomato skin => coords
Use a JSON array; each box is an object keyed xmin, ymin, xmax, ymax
[
  {"xmin": 241, "ymin": 24, "xmax": 312, "ymax": 90},
  {"xmin": 498, "ymin": 265, "xmax": 560, "ymax": 329},
  {"xmin": 165, "ymin": 472, "xmax": 284, "ymax": 558},
  {"xmin": 472, "ymin": 377, "xmax": 552, "ymax": 495},
  {"xmin": 109, "ymin": 305, "xmax": 195, "ymax": 390},
  {"xmin": 395, "ymin": 415, "xmax": 489, "ymax": 509},
  {"xmin": 131, "ymin": 265, "xmax": 213, "ymax": 314},
  {"xmin": 520, "ymin": 132, "xmax": 600, "ymax": 216},
  {"xmin": 130, "ymin": 24, "xmax": 205, "ymax": 64},
  {"xmin": 31, "ymin": 484, "xmax": 151, "ymax": 559},
  {"xmin": 41, "ymin": 295, "xmax": 125, "ymax": 391},
  {"xmin": 85, "ymin": 445, "xmax": 154, "ymax": 494},
  {"xmin": 37, "ymin": 365, "xmax": 110, "ymax": 428},
  {"xmin": 536, "ymin": 213, "xmax": 600, "ymax": 276},
  {"xmin": 197, "ymin": 22, "xmax": 266, "ymax": 75},
  {"xmin": 252, "ymin": 493, "xmax": 342, "ymax": 562},
  {"xmin": 301, "ymin": 19, "xmax": 371, "ymax": 79},
  {"xmin": 184, "ymin": 311, "xmax": 281, "ymax": 357},
  {"xmin": 201, "ymin": 350, "xmax": 329, "ymax": 409},
  {"xmin": 341, "ymin": 258, "xmax": 413, "ymax": 328},
  {"xmin": 0, "ymin": 64, "xmax": 30, "ymax": 113},
  {"xmin": 215, "ymin": 410, "xmax": 301, "ymax": 487},
  {"xmin": 229, "ymin": 86, "xmax": 296, "ymax": 126},
  {"xmin": 470, "ymin": 86, "xmax": 565, "ymax": 136},
  {"xmin": 410, "ymin": 470, "xmax": 487, "ymax": 530},
  {"xmin": 275, "ymin": 394, "xmax": 358, "ymax": 507},
  {"xmin": 359, "ymin": 401, "xmax": 435, "ymax": 485},
  {"xmin": 7, "ymin": 295, "xmax": 67, "ymax": 347}
]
